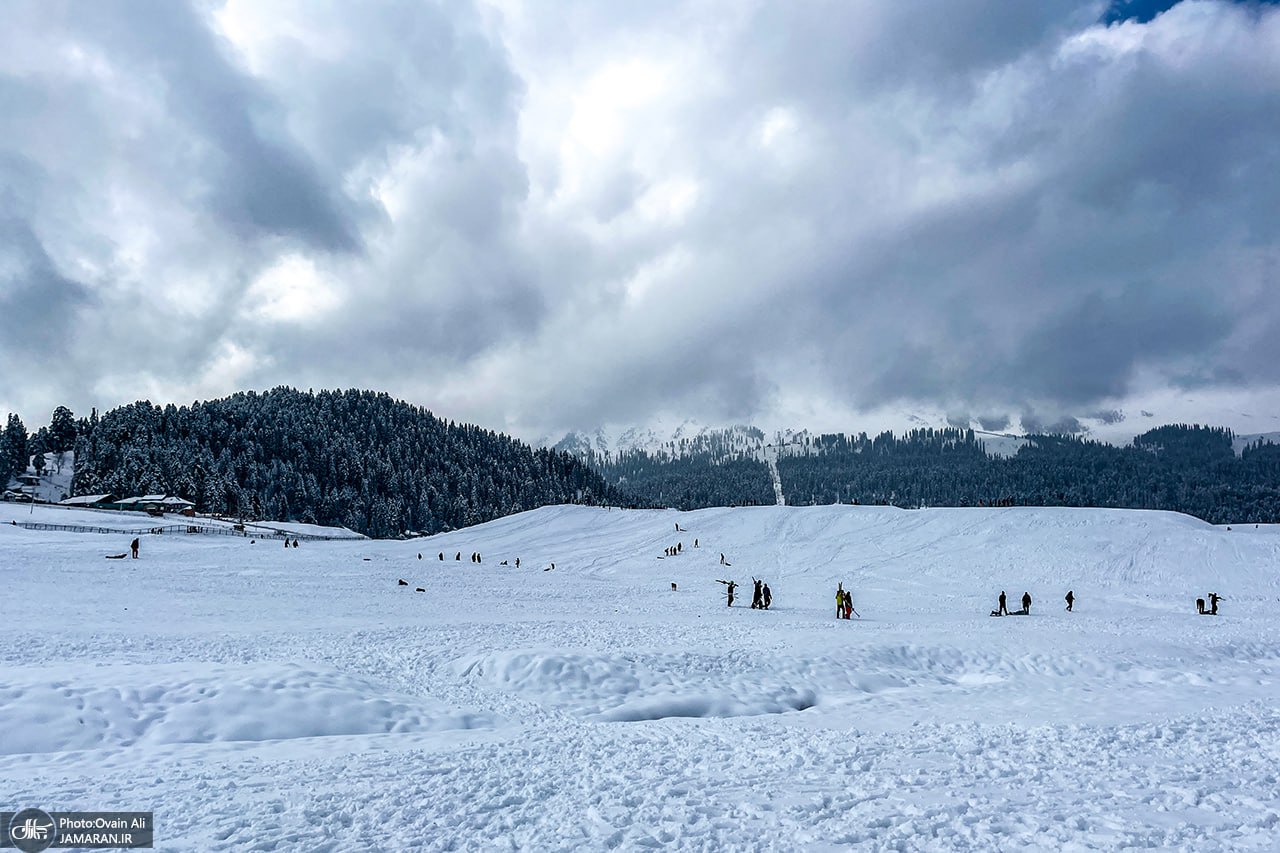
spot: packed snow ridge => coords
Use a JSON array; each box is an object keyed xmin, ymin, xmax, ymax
[{"xmin": 3, "ymin": 501, "xmax": 1279, "ymax": 850}]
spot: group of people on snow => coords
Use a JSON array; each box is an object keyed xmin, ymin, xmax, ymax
[
  {"xmin": 1196, "ymin": 592, "xmax": 1224, "ymax": 615},
  {"xmin": 835, "ymin": 583, "xmax": 857, "ymax": 619},
  {"xmin": 751, "ymin": 578, "xmax": 772, "ymax": 610},
  {"xmin": 993, "ymin": 590, "xmax": 1034, "ymax": 616},
  {"xmin": 989, "ymin": 589, "xmax": 1078, "ymax": 616},
  {"xmin": 715, "ymin": 578, "xmax": 772, "ymax": 609}
]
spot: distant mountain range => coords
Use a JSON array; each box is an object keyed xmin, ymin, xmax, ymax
[{"xmin": 546, "ymin": 419, "xmax": 1280, "ymax": 461}]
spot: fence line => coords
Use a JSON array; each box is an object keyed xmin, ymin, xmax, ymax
[{"xmin": 7, "ymin": 520, "xmax": 353, "ymax": 541}]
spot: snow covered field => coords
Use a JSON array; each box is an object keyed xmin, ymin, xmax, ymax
[{"xmin": 3, "ymin": 502, "xmax": 1279, "ymax": 850}]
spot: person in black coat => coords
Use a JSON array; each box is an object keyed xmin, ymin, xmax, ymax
[
  {"xmin": 998, "ymin": 590, "xmax": 1008, "ymax": 616},
  {"xmin": 1065, "ymin": 590, "xmax": 1074, "ymax": 612},
  {"xmin": 1021, "ymin": 591, "xmax": 1032, "ymax": 614},
  {"xmin": 130, "ymin": 537, "xmax": 140, "ymax": 559}
]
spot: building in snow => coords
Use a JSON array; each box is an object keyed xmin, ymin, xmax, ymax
[{"xmin": 60, "ymin": 494, "xmax": 119, "ymax": 509}]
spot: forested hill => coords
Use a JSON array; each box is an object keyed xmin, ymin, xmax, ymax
[
  {"xmin": 581, "ymin": 425, "xmax": 1280, "ymax": 525},
  {"xmin": 70, "ymin": 388, "xmax": 638, "ymax": 537}
]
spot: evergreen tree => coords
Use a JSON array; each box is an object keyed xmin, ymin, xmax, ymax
[
  {"xmin": 50, "ymin": 406, "xmax": 77, "ymax": 454},
  {"xmin": 1, "ymin": 413, "xmax": 29, "ymax": 484}
]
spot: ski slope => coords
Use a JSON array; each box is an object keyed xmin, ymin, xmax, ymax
[{"xmin": 2, "ymin": 503, "xmax": 1279, "ymax": 850}]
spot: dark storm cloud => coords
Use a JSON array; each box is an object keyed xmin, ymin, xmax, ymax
[
  {"xmin": 64, "ymin": 0, "xmax": 361, "ymax": 251},
  {"xmin": 1009, "ymin": 283, "xmax": 1233, "ymax": 404},
  {"xmin": 0, "ymin": 217, "xmax": 92, "ymax": 352},
  {"xmin": 700, "ymin": 0, "xmax": 1280, "ymax": 430},
  {"xmin": 1021, "ymin": 413, "xmax": 1085, "ymax": 435},
  {"xmin": 978, "ymin": 415, "xmax": 1012, "ymax": 432}
]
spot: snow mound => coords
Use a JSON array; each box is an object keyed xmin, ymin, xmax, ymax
[
  {"xmin": 0, "ymin": 663, "xmax": 494, "ymax": 755},
  {"xmin": 457, "ymin": 650, "xmax": 819, "ymax": 720}
]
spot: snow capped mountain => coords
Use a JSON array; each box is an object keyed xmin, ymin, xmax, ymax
[
  {"xmin": 547, "ymin": 419, "xmax": 775, "ymax": 459},
  {"xmin": 546, "ymin": 417, "xmax": 1280, "ymax": 463}
]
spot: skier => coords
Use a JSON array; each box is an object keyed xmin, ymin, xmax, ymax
[
  {"xmin": 751, "ymin": 579, "xmax": 762, "ymax": 609},
  {"xmin": 694, "ymin": 538, "xmax": 698, "ymax": 548},
  {"xmin": 439, "ymin": 552, "xmax": 444, "ymax": 560},
  {"xmin": 455, "ymin": 552, "xmax": 461, "ymax": 561},
  {"xmin": 1209, "ymin": 592, "xmax": 1223, "ymax": 615},
  {"xmin": 284, "ymin": 537, "xmax": 290, "ymax": 548},
  {"xmin": 130, "ymin": 537, "xmax": 140, "ymax": 559},
  {"xmin": 726, "ymin": 581, "xmax": 736, "ymax": 607},
  {"xmin": 1196, "ymin": 597, "xmax": 1206, "ymax": 615},
  {"xmin": 720, "ymin": 553, "xmax": 726, "ymax": 565},
  {"xmin": 836, "ymin": 583, "xmax": 845, "ymax": 619},
  {"xmin": 1065, "ymin": 590, "xmax": 1074, "ymax": 612},
  {"xmin": 763, "ymin": 583, "xmax": 772, "ymax": 610},
  {"xmin": 1021, "ymin": 592, "xmax": 1032, "ymax": 615},
  {"xmin": 515, "ymin": 557, "xmax": 520, "ymax": 568},
  {"xmin": 998, "ymin": 591, "xmax": 1008, "ymax": 616}
]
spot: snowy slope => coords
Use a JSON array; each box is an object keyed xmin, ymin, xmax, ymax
[{"xmin": 3, "ymin": 503, "xmax": 1279, "ymax": 850}]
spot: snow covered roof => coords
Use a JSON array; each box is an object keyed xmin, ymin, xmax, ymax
[
  {"xmin": 60, "ymin": 494, "xmax": 117, "ymax": 506},
  {"xmin": 114, "ymin": 494, "xmax": 192, "ymax": 508}
]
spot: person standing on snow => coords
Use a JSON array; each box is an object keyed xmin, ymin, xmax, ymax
[
  {"xmin": 1021, "ymin": 591, "xmax": 1032, "ymax": 614},
  {"xmin": 1065, "ymin": 590, "xmax": 1074, "ymax": 612},
  {"xmin": 763, "ymin": 583, "xmax": 772, "ymax": 610},
  {"xmin": 130, "ymin": 537, "xmax": 140, "ymax": 559},
  {"xmin": 998, "ymin": 590, "xmax": 1008, "ymax": 616}
]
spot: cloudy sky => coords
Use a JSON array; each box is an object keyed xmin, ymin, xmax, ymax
[{"xmin": 3, "ymin": 0, "xmax": 1280, "ymax": 443}]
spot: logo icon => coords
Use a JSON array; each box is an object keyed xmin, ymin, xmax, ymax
[{"xmin": 8, "ymin": 809, "xmax": 56, "ymax": 853}]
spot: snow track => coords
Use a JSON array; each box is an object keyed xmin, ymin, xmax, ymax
[
  {"xmin": 4, "ymin": 502, "xmax": 1280, "ymax": 850},
  {"xmin": 763, "ymin": 443, "xmax": 786, "ymax": 505}
]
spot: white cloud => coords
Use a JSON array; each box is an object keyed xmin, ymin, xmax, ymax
[{"xmin": 2, "ymin": 0, "xmax": 1279, "ymax": 443}]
